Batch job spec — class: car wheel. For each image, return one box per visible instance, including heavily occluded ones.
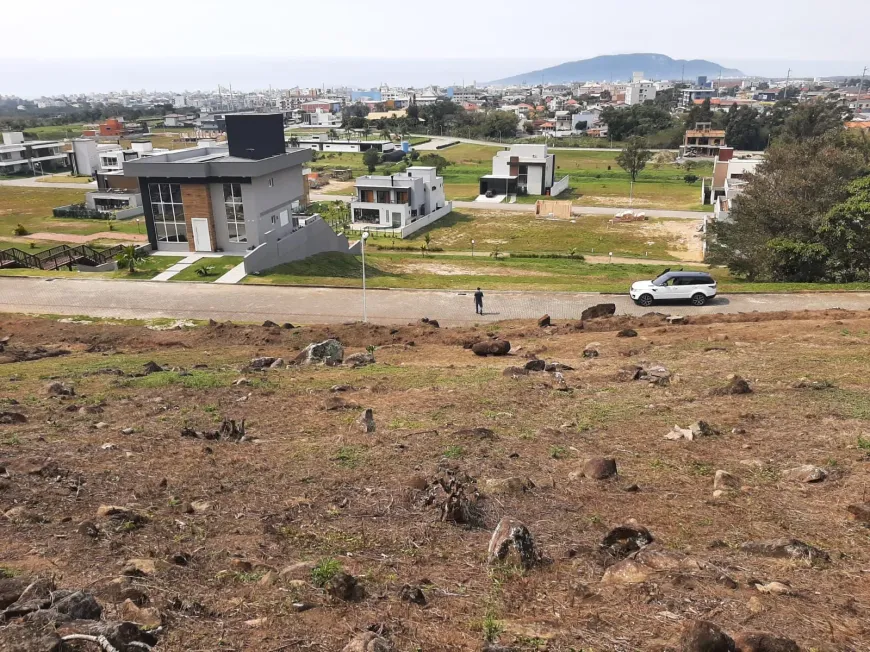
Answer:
[636,293,654,307]
[691,293,707,306]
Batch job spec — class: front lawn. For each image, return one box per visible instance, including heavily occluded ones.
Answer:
[169,256,245,282]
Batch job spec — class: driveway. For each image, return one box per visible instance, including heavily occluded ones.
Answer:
[1,277,868,326]
[0,176,96,190]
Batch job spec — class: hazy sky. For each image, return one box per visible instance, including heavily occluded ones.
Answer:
[2,0,868,95]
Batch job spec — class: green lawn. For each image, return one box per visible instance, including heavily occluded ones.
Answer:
[35,174,94,184]
[169,256,244,282]
[0,186,141,237]
[401,210,684,259]
[307,144,711,209]
[244,251,870,294]
[22,124,87,140]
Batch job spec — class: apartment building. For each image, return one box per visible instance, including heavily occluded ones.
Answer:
[0,132,68,175]
[681,122,727,158]
[350,167,451,237]
[625,81,657,106]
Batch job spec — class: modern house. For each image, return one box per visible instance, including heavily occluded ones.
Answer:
[0,132,68,175]
[479,144,566,198]
[302,110,342,127]
[294,135,397,155]
[123,113,355,273]
[85,170,144,217]
[679,87,716,108]
[349,166,451,237]
[705,147,764,210]
[681,122,727,158]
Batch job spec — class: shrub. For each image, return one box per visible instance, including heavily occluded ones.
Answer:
[684,174,699,184]
[12,223,28,236]
[311,558,341,587]
[195,265,215,277]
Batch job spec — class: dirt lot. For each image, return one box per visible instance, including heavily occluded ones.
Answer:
[1,310,870,651]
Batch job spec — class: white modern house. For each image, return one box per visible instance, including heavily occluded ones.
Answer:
[0,132,67,175]
[479,144,567,198]
[350,166,452,237]
[294,134,396,154]
[707,147,764,218]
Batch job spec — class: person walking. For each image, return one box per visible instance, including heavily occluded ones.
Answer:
[474,287,484,315]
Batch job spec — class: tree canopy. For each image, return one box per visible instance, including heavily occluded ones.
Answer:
[615,137,653,183]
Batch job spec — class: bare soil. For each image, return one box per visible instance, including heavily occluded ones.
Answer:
[1,310,870,651]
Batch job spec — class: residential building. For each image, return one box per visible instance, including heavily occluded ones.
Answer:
[572,109,601,132]
[85,170,143,217]
[69,139,100,176]
[350,167,451,237]
[302,109,342,127]
[124,112,355,273]
[99,118,126,137]
[0,132,68,175]
[679,87,716,108]
[300,100,342,114]
[753,90,778,102]
[294,135,396,155]
[682,122,727,158]
[479,144,558,197]
[625,81,657,106]
[414,87,441,105]
[706,147,764,209]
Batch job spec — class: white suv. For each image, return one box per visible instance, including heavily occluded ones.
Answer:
[630,271,717,307]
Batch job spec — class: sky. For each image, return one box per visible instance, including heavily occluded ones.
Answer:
[2,0,868,96]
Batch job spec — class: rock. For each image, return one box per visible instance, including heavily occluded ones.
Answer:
[96,577,148,605]
[740,538,829,562]
[119,598,162,628]
[623,483,640,492]
[324,396,359,411]
[295,339,344,366]
[714,470,741,491]
[484,477,533,495]
[731,632,800,652]
[283,323,295,329]
[262,320,278,328]
[190,500,211,513]
[3,506,44,523]
[232,377,251,386]
[230,559,253,572]
[270,358,285,368]
[679,620,735,652]
[791,378,833,390]
[79,405,104,415]
[0,577,30,609]
[487,517,541,569]
[617,365,643,381]
[327,572,365,602]
[121,558,163,577]
[583,345,599,358]
[53,590,102,620]
[544,362,574,372]
[96,505,146,524]
[398,583,427,605]
[278,561,315,580]
[502,366,529,377]
[617,328,638,338]
[357,408,376,434]
[94,422,108,429]
[524,359,546,372]
[712,489,725,499]
[581,303,616,321]
[0,411,27,424]
[581,457,617,480]
[120,427,134,435]
[330,384,353,392]
[601,558,652,585]
[420,317,440,328]
[0,623,63,652]
[345,352,375,368]
[245,617,268,628]
[341,632,393,652]
[640,365,671,386]
[537,314,551,327]
[666,420,719,441]
[601,520,654,559]
[781,465,827,483]
[847,503,870,524]
[472,339,511,356]
[77,520,99,538]
[714,374,752,395]
[740,459,765,469]
[249,356,277,369]
[142,361,164,374]
[667,315,687,325]
[45,381,74,397]
[747,596,765,614]
[454,426,495,440]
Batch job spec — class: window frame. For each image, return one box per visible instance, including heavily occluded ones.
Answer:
[223,182,247,243]
[148,182,187,243]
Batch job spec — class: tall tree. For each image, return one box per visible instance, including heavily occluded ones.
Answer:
[819,175,870,281]
[725,106,763,150]
[615,137,653,182]
[781,99,849,141]
[363,148,380,173]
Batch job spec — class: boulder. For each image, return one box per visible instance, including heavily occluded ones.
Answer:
[580,457,617,480]
[262,320,278,328]
[545,362,574,372]
[249,356,277,369]
[398,584,427,605]
[0,623,63,652]
[270,358,285,369]
[713,470,741,491]
[581,303,616,321]
[680,620,735,652]
[484,477,533,495]
[617,328,638,338]
[357,408,376,434]
[142,361,164,374]
[640,365,671,386]
[472,339,511,356]
[327,572,365,602]
[781,465,827,483]
[714,374,752,395]
[0,577,30,610]
[295,339,344,366]
[420,317,440,328]
[487,517,541,569]
[617,365,643,382]
[121,558,165,577]
[502,366,529,377]
[740,538,829,562]
[119,598,162,628]
[583,345,600,358]
[524,359,547,372]
[45,381,74,397]
[0,412,27,424]
[537,314,551,327]
[601,558,651,585]
[600,520,654,559]
[52,590,102,620]
[341,632,393,652]
[731,632,800,652]
[345,352,375,368]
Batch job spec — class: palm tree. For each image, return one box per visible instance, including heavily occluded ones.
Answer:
[289,136,299,148]
[328,129,338,140]
[362,125,371,141]
[116,245,146,274]
[380,128,392,142]
[424,233,431,252]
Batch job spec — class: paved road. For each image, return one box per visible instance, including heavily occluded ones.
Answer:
[2,277,869,326]
[0,176,96,190]
[310,193,706,220]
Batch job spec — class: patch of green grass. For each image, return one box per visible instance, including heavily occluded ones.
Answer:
[549,445,568,459]
[122,370,231,390]
[311,558,342,587]
[443,445,464,459]
[332,446,362,468]
[169,256,244,282]
[857,436,870,451]
[1,435,22,446]
[110,255,185,280]
[35,174,94,184]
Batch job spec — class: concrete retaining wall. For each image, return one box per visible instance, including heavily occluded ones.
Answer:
[243,217,352,275]
[550,175,570,197]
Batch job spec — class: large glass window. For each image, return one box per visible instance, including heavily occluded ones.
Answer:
[148,182,186,242]
[223,183,246,243]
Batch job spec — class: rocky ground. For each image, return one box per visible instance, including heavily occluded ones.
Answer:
[1,309,870,651]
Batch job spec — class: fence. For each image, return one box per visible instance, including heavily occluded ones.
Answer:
[0,243,125,271]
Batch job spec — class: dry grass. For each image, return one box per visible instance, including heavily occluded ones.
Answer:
[0,311,869,650]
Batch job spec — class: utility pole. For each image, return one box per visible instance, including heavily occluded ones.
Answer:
[859,66,868,106]
[784,68,791,100]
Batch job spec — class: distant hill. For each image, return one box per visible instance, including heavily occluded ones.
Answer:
[488,53,744,86]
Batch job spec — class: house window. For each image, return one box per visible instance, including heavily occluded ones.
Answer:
[223,183,247,243]
[148,182,187,242]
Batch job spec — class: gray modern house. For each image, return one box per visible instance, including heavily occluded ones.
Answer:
[124,113,355,273]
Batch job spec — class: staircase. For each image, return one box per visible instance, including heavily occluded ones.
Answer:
[0,244,126,271]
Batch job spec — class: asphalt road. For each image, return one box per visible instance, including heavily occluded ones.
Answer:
[2,277,868,326]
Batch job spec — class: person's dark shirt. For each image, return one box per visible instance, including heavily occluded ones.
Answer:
[474,290,484,303]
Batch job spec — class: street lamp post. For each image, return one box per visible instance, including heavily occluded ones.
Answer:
[471,239,475,257]
[135,218,140,234]
[361,231,369,322]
